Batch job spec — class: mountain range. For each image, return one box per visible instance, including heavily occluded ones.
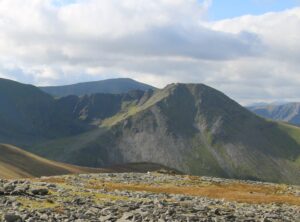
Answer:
[249,103,300,125]
[0,78,300,184]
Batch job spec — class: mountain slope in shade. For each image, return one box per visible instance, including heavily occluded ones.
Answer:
[32,83,300,185]
[0,78,154,146]
[0,78,89,146]
[40,78,156,97]
[249,102,300,125]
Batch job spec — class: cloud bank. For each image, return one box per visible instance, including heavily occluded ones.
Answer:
[0,0,300,104]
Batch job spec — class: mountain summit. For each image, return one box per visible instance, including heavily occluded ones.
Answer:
[40,78,156,97]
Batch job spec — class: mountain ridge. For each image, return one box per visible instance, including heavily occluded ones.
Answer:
[31,83,300,184]
[0,78,154,146]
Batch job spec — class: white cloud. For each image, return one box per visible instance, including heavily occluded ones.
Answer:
[0,0,300,104]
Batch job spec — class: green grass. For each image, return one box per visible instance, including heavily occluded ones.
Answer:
[278,122,300,165]
[100,87,171,127]
[30,128,107,159]
[101,103,140,127]
[278,122,300,145]
[186,133,227,177]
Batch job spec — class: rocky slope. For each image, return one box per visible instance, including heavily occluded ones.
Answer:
[0,172,299,221]
[249,102,300,125]
[33,83,300,184]
[40,78,155,97]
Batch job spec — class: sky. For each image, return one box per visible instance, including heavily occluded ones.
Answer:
[0,0,300,105]
[209,0,300,20]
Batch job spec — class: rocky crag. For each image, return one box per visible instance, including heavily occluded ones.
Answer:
[0,172,299,222]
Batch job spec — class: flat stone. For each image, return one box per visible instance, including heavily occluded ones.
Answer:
[31,188,49,196]
[3,213,23,222]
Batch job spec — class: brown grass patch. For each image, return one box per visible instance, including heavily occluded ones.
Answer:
[87,181,300,206]
[37,177,67,184]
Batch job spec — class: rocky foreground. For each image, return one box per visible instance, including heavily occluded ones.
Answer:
[0,172,299,222]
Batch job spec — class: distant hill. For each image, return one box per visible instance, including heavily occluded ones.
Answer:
[32,83,300,184]
[40,78,156,97]
[249,102,300,125]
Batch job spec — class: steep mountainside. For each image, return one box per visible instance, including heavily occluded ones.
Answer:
[32,84,300,184]
[249,102,300,125]
[40,78,156,97]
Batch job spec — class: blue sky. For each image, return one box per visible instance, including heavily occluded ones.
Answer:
[208,0,300,20]
[52,0,76,6]
[54,0,300,20]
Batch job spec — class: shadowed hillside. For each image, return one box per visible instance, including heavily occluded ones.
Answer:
[0,78,87,145]
[0,78,149,146]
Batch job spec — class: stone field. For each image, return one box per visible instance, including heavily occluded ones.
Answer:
[0,172,299,222]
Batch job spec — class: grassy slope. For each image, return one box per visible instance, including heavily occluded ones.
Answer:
[0,144,102,179]
[278,122,300,164]
[101,85,170,127]
[278,122,300,144]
